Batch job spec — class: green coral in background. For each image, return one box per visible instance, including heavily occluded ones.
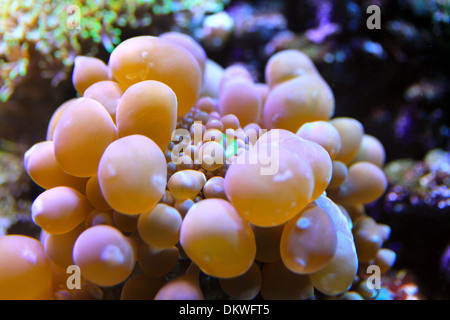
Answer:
[0,0,228,102]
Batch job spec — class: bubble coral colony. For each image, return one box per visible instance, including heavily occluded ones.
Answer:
[1,28,394,300]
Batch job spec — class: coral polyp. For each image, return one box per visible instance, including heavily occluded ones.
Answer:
[2,28,396,301]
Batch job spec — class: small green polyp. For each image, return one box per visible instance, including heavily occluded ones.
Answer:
[222,133,238,158]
